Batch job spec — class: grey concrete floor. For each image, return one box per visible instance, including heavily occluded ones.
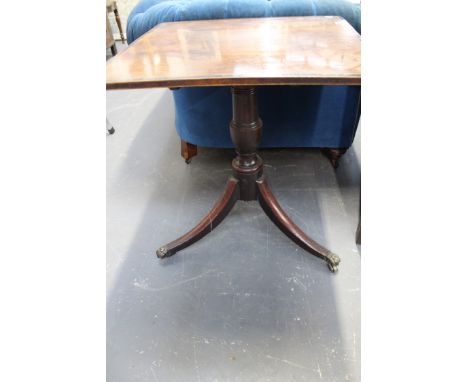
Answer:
[106,84,361,381]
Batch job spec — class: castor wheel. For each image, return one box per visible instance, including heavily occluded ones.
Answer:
[107,127,115,135]
[185,158,192,164]
[327,262,338,273]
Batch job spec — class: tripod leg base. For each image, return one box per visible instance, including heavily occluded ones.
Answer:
[256,177,340,272]
[156,177,239,258]
[155,86,341,273]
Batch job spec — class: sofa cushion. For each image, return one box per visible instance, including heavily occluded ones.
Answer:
[127,0,360,43]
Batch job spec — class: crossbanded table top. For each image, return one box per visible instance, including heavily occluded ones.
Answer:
[106,16,361,89]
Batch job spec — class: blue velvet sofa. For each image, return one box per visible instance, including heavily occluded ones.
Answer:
[127,0,361,164]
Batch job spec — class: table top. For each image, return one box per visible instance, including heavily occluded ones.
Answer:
[106,16,361,90]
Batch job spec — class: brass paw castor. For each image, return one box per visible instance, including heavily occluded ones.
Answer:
[327,254,340,273]
[327,263,339,273]
[156,246,169,258]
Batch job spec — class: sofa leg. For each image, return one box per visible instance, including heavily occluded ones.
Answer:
[181,140,198,164]
[356,215,361,245]
[321,148,348,169]
[110,44,117,56]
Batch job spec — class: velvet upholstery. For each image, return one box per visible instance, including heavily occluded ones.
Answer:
[127,0,361,148]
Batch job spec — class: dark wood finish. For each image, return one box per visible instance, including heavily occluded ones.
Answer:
[230,87,264,200]
[156,177,239,258]
[181,140,198,163]
[257,177,340,272]
[110,44,117,56]
[106,16,361,90]
[321,148,348,169]
[157,87,342,272]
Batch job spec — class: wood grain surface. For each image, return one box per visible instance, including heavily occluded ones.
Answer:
[106,16,361,89]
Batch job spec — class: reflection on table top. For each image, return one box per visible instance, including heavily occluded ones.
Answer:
[106,16,361,89]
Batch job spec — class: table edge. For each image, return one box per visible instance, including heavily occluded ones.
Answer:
[106,76,361,90]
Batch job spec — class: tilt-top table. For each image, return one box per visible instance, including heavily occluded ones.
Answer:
[106,16,361,272]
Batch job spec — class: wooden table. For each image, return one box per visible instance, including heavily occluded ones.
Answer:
[106,16,361,272]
